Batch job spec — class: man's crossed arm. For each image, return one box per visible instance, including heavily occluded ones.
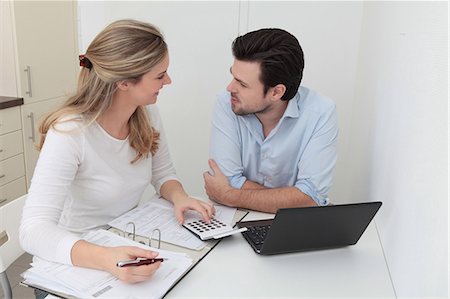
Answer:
[203,159,316,214]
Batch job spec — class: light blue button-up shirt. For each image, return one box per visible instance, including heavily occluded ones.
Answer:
[209,86,338,206]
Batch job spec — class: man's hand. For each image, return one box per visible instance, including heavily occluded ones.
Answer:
[203,159,234,206]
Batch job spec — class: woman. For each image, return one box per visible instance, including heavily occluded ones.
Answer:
[19,19,213,284]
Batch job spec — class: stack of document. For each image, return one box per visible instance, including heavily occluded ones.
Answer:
[108,197,237,250]
[22,229,192,299]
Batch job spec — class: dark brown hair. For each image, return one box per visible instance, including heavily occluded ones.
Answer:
[232,28,304,101]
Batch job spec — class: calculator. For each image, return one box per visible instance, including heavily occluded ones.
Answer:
[183,218,247,241]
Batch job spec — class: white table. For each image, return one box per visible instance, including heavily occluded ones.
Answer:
[43,210,395,299]
[165,212,395,298]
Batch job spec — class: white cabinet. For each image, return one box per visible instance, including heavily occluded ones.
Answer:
[0,106,21,135]
[21,97,65,188]
[0,106,26,208]
[6,1,79,189]
[12,1,79,104]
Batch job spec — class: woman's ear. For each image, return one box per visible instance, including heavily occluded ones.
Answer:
[271,84,286,101]
[116,80,130,91]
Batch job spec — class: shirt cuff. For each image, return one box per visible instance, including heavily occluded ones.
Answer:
[228,175,247,189]
[153,175,180,194]
[55,234,82,265]
[295,180,329,206]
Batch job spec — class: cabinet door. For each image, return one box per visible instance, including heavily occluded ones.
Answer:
[0,130,23,161]
[0,106,21,135]
[0,154,25,187]
[21,97,65,188]
[13,1,78,104]
[0,1,18,97]
[0,177,26,208]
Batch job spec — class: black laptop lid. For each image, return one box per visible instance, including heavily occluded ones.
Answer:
[260,201,382,255]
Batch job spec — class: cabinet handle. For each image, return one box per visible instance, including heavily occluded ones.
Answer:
[24,65,33,97]
[27,112,36,143]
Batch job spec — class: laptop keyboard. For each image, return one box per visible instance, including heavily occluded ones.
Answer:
[244,225,271,249]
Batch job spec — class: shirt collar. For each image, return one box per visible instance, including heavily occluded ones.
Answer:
[240,90,302,143]
[281,91,301,120]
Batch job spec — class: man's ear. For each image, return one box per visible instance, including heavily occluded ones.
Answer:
[271,84,286,101]
[116,80,130,91]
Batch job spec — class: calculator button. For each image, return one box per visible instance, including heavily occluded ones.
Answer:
[183,217,238,240]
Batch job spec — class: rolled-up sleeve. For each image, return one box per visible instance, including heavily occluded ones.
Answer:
[295,103,338,206]
[209,92,248,188]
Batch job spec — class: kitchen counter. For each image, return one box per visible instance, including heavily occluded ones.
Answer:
[0,96,24,110]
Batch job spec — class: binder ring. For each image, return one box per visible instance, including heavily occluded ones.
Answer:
[125,222,136,241]
[149,228,161,249]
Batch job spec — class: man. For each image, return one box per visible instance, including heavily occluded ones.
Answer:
[203,28,338,213]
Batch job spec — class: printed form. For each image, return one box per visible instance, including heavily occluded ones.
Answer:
[108,197,237,250]
[22,229,192,299]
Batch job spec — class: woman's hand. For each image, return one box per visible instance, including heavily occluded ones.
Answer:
[105,246,162,283]
[171,196,215,224]
[159,180,216,224]
[71,240,161,284]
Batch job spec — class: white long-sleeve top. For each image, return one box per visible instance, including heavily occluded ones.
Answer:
[19,105,178,265]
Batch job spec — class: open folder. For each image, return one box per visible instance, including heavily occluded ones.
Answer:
[107,197,237,250]
[21,229,193,299]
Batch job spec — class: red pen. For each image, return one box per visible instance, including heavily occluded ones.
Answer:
[116,257,166,268]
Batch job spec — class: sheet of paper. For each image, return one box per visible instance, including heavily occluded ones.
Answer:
[108,197,237,250]
[22,229,192,299]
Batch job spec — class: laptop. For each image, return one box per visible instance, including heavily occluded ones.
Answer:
[236,201,382,255]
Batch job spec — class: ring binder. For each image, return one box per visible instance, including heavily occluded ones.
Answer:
[20,202,249,299]
[118,222,162,249]
[149,228,161,249]
[21,229,194,299]
[125,222,136,241]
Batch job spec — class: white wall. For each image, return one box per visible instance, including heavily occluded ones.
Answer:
[78,1,363,203]
[78,2,448,297]
[78,1,240,198]
[242,1,364,204]
[351,2,448,298]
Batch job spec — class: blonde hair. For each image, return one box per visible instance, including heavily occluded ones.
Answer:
[39,19,167,163]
